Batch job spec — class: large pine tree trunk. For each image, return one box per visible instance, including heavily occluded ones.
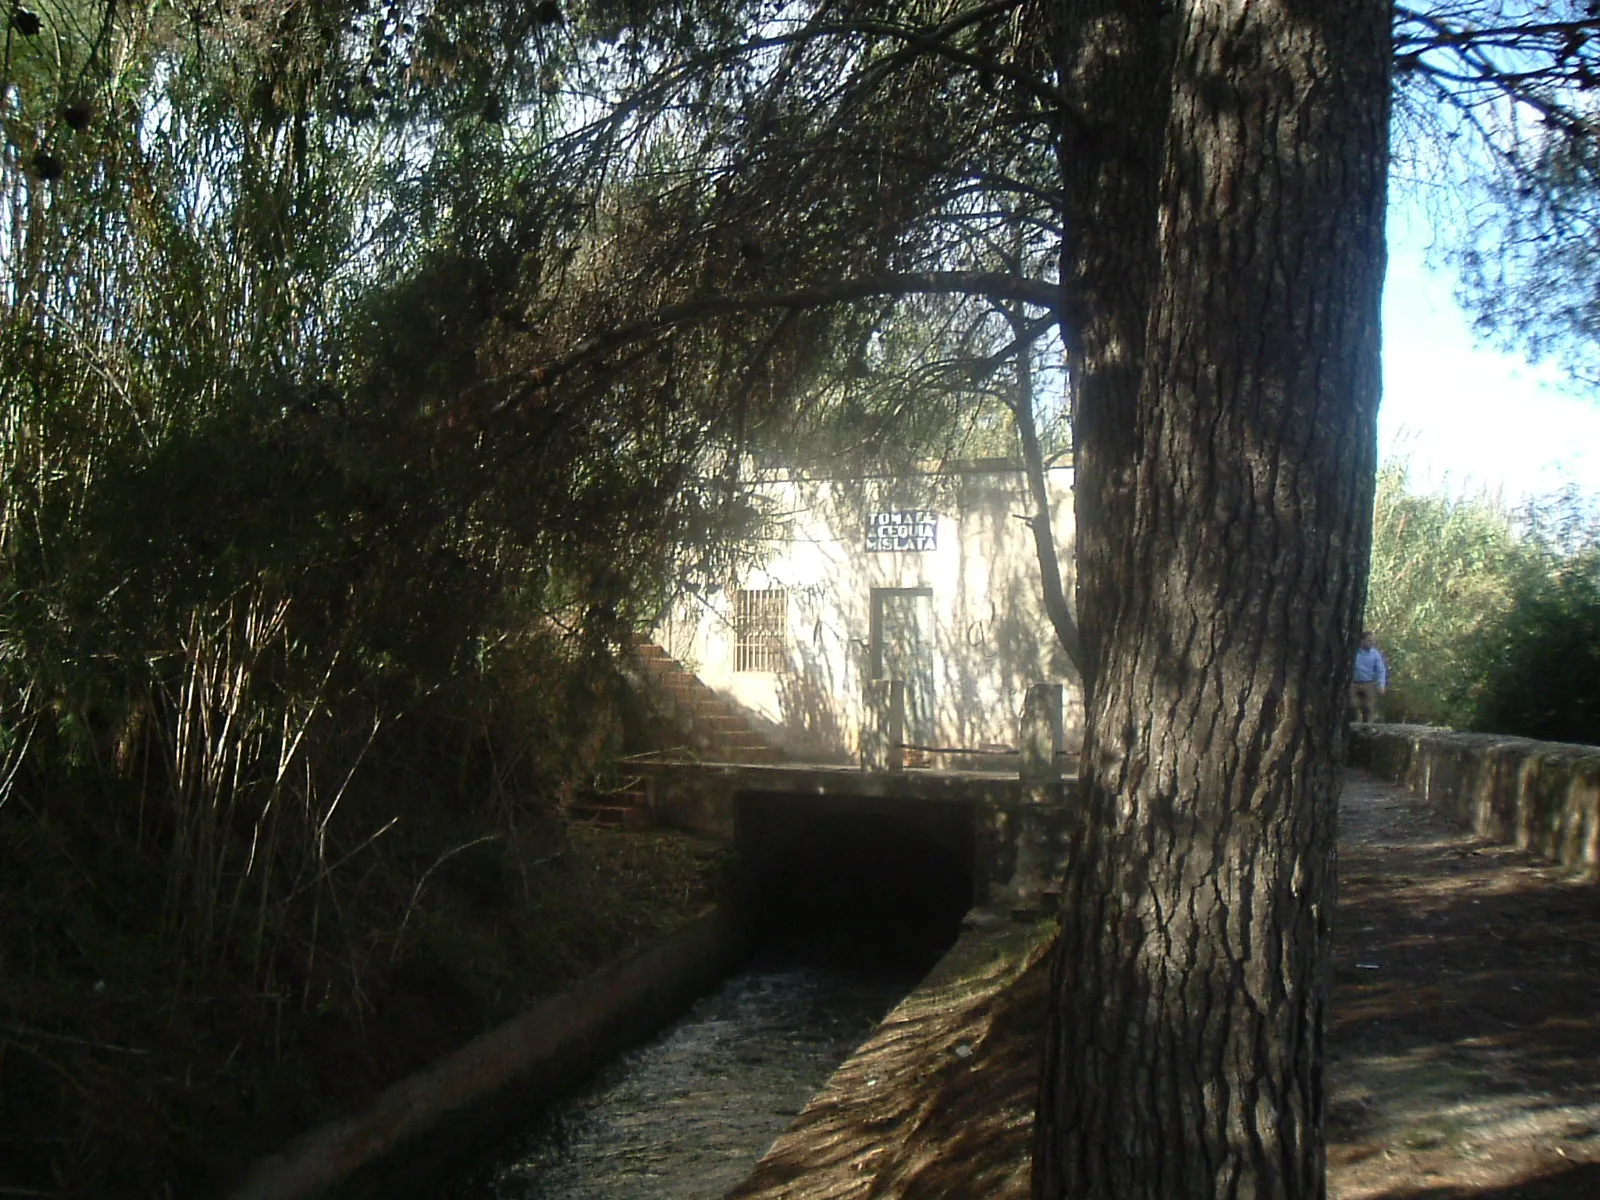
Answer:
[1034,2,1391,1197]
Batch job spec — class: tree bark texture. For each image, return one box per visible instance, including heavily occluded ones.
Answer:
[1052,0,1174,693]
[1035,2,1390,1197]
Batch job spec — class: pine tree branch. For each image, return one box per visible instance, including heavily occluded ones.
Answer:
[487,271,1059,415]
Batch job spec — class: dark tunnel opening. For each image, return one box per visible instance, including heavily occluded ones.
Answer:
[738,794,976,978]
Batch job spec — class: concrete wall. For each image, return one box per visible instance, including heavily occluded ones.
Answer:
[644,763,1074,911]
[226,908,749,1200]
[1349,724,1600,881]
[654,461,1081,763]
[729,914,1056,1200]
[737,791,977,898]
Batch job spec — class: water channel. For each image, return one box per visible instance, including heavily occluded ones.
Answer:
[449,948,926,1200]
[450,800,976,1199]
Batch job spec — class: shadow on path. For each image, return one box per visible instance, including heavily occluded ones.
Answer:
[731,770,1600,1198]
[1357,1159,1600,1198]
[1328,772,1600,1198]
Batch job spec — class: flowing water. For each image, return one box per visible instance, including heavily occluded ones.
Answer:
[450,951,923,1200]
[450,790,974,1199]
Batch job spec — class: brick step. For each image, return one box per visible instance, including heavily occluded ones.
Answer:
[671,690,726,708]
[695,737,784,764]
[620,747,699,764]
[698,713,752,733]
[664,698,735,723]
[568,802,652,828]
[641,660,689,679]
[659,692,724,714]
[630,640,786,766]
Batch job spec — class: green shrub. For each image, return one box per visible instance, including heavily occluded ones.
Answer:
[1364,464,1531,726]
[1367,466,1600,745]
[1468,550,1600,746]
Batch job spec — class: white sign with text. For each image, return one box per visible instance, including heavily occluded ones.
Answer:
[867,510,938,552]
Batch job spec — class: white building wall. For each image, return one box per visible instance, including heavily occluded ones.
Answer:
[655,461,1080,763]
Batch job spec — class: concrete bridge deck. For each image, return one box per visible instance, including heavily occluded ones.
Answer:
[632,758,1071,801]
[632,759,1076,911]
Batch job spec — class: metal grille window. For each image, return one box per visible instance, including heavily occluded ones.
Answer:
[734,588,788,673]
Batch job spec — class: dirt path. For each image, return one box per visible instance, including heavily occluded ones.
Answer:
[1329,771,1600,1198]
[734,769,1600,1199]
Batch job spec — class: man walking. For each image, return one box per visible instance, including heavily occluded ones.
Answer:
[1351,630,1388,723]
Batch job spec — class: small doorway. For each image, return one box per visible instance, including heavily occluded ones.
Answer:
[870,587,935,752]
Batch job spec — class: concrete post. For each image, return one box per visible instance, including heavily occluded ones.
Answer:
[861,679,905,772]
[1020,682,1064,780]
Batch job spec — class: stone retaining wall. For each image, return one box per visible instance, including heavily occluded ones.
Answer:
[1348,724,1600,881]
[226,906,749,1200]
[728,912,1055,1200]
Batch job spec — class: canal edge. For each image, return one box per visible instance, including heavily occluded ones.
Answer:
[224,904,752,1200]
[728,910,1059,1199]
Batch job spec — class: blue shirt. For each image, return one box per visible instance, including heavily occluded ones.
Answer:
[1353,646,1387,688]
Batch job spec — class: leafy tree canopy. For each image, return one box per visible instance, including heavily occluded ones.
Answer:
[3,3,1599,1197]
[1392,2,1600,383]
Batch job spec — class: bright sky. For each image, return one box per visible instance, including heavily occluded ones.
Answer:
[1381,202,1600,504]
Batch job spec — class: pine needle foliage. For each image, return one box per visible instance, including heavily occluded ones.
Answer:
[0,0,1020,1012]
[0,0,782,1006]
